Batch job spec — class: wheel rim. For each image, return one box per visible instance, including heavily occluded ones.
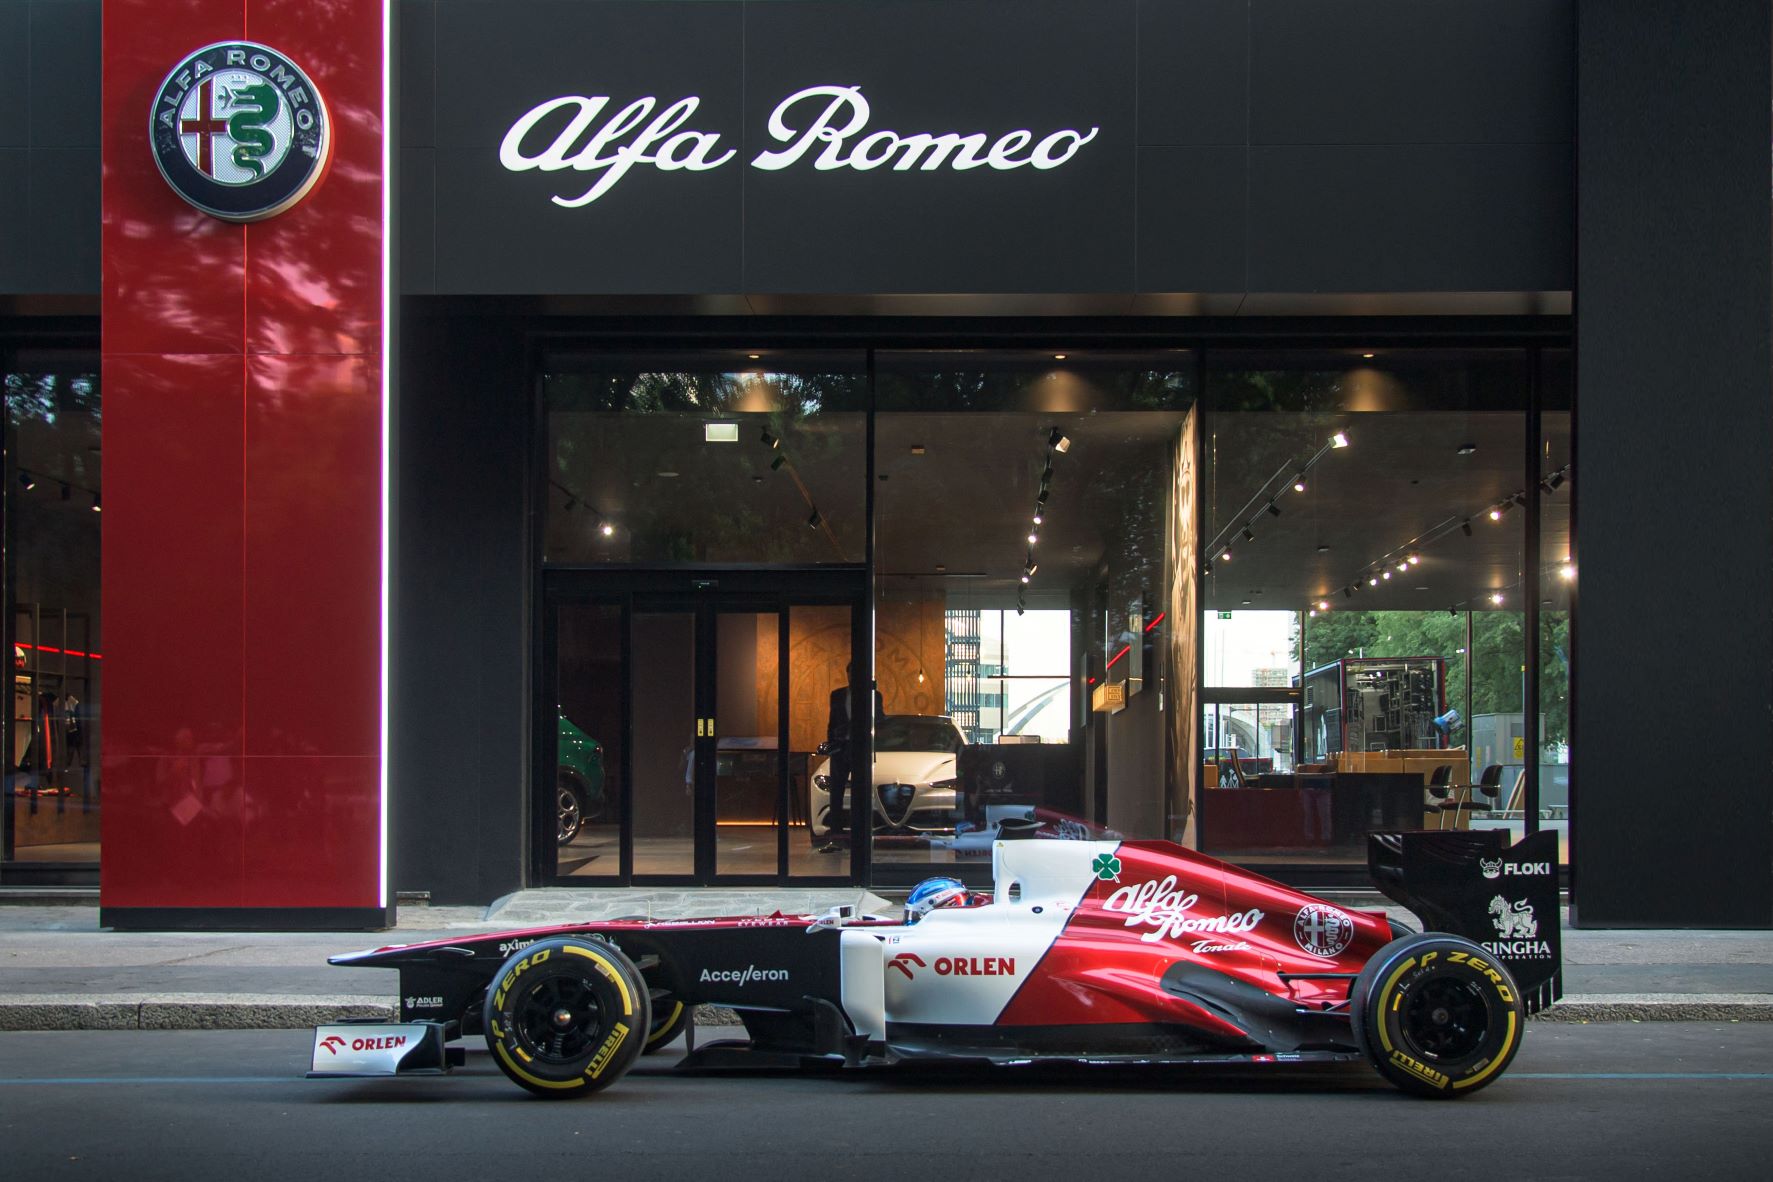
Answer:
[556,782,582,843]
[1401,975,1489,1061]
[512,975,605,1063]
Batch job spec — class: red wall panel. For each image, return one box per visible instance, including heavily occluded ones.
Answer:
[101,1,386,921]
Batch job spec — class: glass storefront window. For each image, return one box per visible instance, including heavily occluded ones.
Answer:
[542,352,866,566]
[1201,349,1530,863]
[3,361,102,872]
[870,351,1194,878]
[1538,349,1573,864]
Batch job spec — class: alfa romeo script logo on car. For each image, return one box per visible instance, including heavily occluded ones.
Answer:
[150,42,331,222]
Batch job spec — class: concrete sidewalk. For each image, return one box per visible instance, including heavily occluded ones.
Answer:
[1,889,1769,1029]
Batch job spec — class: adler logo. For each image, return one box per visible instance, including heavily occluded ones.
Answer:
[149,42,331,222]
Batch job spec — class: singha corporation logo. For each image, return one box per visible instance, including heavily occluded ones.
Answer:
[150,42,331,222]
[1489,895,1539,940]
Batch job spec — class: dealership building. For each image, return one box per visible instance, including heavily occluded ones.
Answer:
[0,0,1767,929]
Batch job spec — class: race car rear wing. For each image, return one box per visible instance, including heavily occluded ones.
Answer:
[1368,829,1562,1015]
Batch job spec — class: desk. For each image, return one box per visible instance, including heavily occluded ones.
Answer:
[1200,773,1425,852]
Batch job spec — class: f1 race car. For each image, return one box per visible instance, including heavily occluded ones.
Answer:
[312,829,1560,1099]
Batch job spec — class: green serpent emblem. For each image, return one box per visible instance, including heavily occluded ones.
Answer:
[223,83,281,179]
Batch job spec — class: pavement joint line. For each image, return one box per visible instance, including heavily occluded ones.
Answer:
[1,993,1769,1031]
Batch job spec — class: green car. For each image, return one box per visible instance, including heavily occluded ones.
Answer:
[556,712,608,845]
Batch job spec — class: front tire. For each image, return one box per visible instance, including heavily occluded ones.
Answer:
[1351,932,1526,1099]
[483,937,651,1098]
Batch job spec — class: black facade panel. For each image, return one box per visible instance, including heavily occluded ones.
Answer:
[1574,0,1773,927]
[393,313,531,905]
[0,3,29,149]
[398,0,437,150]
[1,0,100,295]
[1248,143,1572,293]
[0,152,26,286]
[1135,145,1246,293]
[400,147,437,294]
[24,148,100,293]
[430,0,745,294]
[1251,0,1574,146]
[1137,0,1249,147]
[739,0,1136,294]
[28,0,100,150]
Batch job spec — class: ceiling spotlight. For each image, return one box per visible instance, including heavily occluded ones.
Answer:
[1032,510,1044,525]
[1489,506,1504,521]
[1368,576,1379,586]
[1048,427,1071,453]
[563,495,577,511]
[1221,550,1233,562]
[599,521,615,538]
[1448,608,1459,618]
[1490,591,1505,606]
[1317,600,1330,612]
[1343,586,1353,599]
[807,509,822,529]
[1361,352,1375,359]
[1053,354,1067,361]
[761,429,779,449]
[1020,573,1030,585]
[1016,605,1026,616]
[1548,471,1566,491]
[1025,561,1039,578]
[1408,554,1421,565]
[1382,570,1392,580]
[1293,477,1307,493]
[1330,431,1350,449]
[90,495,101,513]
[1027,531,1039,546]
[1242,526,1256,543]
[910,444,927,456]
[1457,443,1477,456]
[770,454,787,471]
[1397,562,1409,573]
[1203,560,1214,575]
[18,472,35,491]
[1266,502,1282,518]
[1559,563,1576,581]
[1316,543,1331,553]
[1462,520,1474,536]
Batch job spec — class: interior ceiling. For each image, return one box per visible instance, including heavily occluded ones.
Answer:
[1205,410,1572,613]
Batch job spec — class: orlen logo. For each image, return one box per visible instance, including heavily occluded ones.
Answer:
[888,952,1016,980]
[322,1034,408,1054]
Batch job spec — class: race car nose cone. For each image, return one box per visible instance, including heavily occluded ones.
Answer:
[552,1008,574,1028]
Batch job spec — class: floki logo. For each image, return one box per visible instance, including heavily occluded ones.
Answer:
[500,84,1101,207]
[150,42,331,222]
[1482,858,1551,880]
[1102,876,1264,944]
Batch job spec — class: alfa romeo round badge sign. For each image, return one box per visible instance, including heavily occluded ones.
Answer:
[150,42,331,222]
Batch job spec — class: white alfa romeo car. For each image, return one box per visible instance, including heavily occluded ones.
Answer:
[807,715,966,840]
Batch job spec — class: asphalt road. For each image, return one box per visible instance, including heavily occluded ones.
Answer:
[1,1025,1769,1181]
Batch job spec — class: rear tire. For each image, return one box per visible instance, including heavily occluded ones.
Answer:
[1351,932,1525,1099]
[483,937,651,1098]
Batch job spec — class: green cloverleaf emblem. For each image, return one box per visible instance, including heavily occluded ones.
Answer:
[1092,853,1122,882]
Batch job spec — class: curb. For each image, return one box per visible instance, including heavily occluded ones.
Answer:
[1535,993,1773,1023]
[2,995,1770,1031]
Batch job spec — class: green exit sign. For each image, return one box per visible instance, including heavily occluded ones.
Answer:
[1217,611,1233,619]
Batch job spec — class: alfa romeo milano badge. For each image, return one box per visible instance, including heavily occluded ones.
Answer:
[150,42,331,222]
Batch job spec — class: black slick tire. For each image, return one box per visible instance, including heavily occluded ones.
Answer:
[644,998,691,1053]
[483,937,651,1098]
[1351,932,1526,1099]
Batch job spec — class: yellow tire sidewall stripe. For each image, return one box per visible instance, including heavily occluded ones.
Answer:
[563,944,637,1014]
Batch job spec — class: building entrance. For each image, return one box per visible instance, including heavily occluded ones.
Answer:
[541,569,868,886]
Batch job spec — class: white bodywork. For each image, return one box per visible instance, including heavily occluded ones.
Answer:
[839,840,1103,1033]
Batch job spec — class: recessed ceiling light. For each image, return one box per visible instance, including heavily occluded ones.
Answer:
[910,445,926,455]
[703,422,739,443]
[1053,353,1067,360]
[747,353,761,360]
[1316,544,1330,553]
[657,470,679,478]
[1361,352,1375,359]
[1457,443,1477,456]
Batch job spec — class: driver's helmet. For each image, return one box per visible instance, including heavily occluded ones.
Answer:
[904,876,970,924]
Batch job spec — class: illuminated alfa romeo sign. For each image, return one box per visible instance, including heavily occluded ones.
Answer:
[150,42,332,222]
[500,84,1100,207]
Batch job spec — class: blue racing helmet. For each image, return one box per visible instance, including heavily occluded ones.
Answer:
[905,876,970,923]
